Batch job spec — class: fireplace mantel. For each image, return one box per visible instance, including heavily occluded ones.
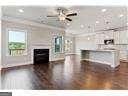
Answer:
[32,43,51,46]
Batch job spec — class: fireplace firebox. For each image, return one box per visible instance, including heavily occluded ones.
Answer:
[34,49,49,64]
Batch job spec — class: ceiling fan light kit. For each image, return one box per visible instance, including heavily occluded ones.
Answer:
[47,7,77,22]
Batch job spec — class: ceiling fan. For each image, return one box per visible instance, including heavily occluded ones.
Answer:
[46,8,77,22]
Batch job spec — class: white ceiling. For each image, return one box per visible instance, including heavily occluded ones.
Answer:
[2,6,128,35]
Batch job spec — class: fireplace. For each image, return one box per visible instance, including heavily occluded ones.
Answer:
[0,92,12,96]
[34,49,49,64]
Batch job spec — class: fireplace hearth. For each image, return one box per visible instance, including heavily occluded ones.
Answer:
[34,49,49,64]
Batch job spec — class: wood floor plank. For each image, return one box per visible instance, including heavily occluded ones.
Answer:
[1,55,128,89]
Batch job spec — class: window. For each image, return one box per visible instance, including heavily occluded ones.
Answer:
[65,39,73,52]
[55,36,63,53]
[8,29,27,56]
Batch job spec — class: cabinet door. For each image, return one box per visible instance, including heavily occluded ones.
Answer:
[98,33,105,44]
[95,34,100,44]
[119,31,128,44]
[113,31,120,44]
[104,31,114,39]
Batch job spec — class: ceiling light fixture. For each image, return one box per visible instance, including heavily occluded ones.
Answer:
[18,9,24,13]
[96,21,99,24]
[87,37,90,40]
[127,22,128,25]
[119,14,124,18]
[101,9,107,12]
[80,25,84,28]
[59,16,65,21]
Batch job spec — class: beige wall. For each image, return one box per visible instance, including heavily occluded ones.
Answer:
[1,20,65,68]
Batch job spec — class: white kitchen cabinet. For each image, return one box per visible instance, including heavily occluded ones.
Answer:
[95,30,128,45]
[119,50,128,61]
[113,31,120,44]
[104,30,128,44]
[95,34,100,44]
[119,30,128,44]
[96,31,115,44]
[95,30,128,61]
[96,33,105,44]
[113,30,128,44]
[104,31,114,39]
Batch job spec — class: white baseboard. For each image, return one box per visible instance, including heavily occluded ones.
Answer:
[65,53,76,55]
[51,58,65,61]
[2,58,65,68]
[82,59,119,68]
[82,59,110,66]
[2,61,33,68]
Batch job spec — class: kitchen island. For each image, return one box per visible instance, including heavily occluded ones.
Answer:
[81,49,120,68]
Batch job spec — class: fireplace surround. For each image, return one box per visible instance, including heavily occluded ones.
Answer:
[31,43,52,64]
[34,49,49,64]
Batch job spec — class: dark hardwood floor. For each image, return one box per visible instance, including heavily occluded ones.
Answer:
[1,55,128,90]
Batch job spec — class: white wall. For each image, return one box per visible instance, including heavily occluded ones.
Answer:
[1,20,65,68]
[65,33,76,54]
[0,7,1,70]
[75,35,98,54]
[0,19,1,70]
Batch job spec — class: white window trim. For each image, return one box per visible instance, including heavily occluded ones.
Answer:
[6,28,28,56]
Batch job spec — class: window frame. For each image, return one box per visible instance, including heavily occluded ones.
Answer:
[6,28,28,56]
[54,36,63,53]
[65,39,72,52]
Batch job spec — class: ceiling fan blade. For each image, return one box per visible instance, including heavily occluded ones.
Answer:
[66,13,77,17]
[47,15,58,17]
[65,18,72,21]
[96,29,111,32]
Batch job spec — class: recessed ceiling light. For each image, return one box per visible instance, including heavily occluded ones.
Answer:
[96,21,99,24]
[80,25,84,28]
[119,14,124,18]
[18,9,24,13]
[127,22,128,25]
[87,37,90,40]
[67,23,70,26]
[101,9,107,12]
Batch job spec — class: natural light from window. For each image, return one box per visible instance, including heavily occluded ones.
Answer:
[55,36,62,53]
[8,30,27,56]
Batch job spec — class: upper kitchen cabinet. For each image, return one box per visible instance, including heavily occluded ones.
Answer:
[113,31,120,44]
[95,33,106,44]
[118,30,128,44]
[104,31,114,39]
[113,30,128,44]
[96,31,114,44]
[94,30,128,45]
